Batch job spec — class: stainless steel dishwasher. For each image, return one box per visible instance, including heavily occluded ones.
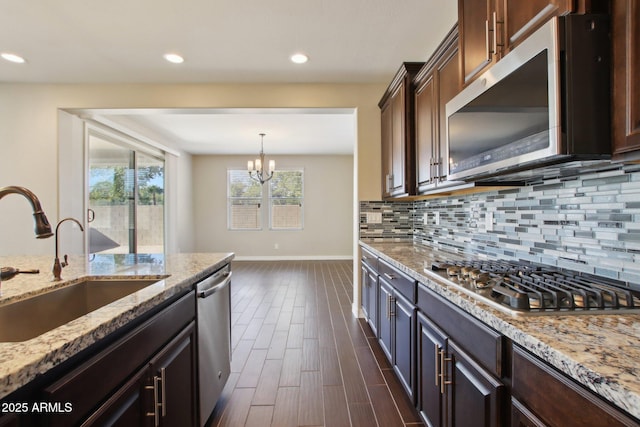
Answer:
[196,264,232,426]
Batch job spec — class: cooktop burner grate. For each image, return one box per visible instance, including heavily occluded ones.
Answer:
[431,260,640,314]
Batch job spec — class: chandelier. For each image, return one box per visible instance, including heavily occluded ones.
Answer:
[247,133,275,185]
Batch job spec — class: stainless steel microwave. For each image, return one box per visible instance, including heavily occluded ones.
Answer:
[445,14,611,182]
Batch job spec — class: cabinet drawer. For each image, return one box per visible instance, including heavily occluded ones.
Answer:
[379,258,417,303]
[417,283,503,377]
[512,345,638,427]
[361,247,379,271]
[43,291,196,427]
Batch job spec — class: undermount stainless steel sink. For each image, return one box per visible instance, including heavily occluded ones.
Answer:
[0,277,167,342]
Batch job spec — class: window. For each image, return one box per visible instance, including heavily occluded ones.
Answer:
[87,129,165,254]
[269,170,304,230]
[227,168,304,231]
[228,170,262,230]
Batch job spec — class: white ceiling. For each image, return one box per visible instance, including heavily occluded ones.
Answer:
[2,0,458,154]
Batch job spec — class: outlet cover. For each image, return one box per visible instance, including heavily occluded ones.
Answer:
[434,211,440,226]
[423,213,429,225]
[366,212,383,224]
[485,211,494,231]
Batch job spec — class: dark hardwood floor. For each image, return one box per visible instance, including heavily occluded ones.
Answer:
[208,260,424,427]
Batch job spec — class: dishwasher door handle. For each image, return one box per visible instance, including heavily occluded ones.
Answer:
[198,272,232,299]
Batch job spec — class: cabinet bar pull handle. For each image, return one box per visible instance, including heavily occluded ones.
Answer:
[435,345,440,387]
[386,294,391,319]
[485,19,492,61]
[390,296,395,318]
[160,367,167,417]
[492,11,504,55]
[145,376,161,427]
[383,273,396,280]
[440,350,453,394]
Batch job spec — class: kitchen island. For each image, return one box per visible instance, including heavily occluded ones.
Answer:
[361,240,640,424]
[0,252,234,403]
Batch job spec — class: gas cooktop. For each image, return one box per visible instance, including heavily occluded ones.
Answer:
[429,260,640,316]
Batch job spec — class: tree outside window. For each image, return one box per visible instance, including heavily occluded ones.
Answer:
[227,169,304,231]
[228,170,262,230]
[269,170,303,230]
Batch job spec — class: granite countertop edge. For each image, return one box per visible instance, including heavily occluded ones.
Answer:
[360,240,640,420]
[0,252,235,400]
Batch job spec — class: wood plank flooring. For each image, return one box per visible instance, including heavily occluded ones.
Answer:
[208,260,424,427]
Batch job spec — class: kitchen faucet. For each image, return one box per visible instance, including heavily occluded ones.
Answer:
[52,218,84,281]
[0,186,54,239]
[0,186,53,291]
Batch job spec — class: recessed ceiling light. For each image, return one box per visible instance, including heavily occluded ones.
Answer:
[163,53,184,64]
[290,53,308,64]
[1,52,26,64]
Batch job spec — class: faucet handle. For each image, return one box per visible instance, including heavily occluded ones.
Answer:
[61,254,69,268]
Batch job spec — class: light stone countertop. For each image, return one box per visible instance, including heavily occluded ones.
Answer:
[0,252,234,400]
[360,240,640,421]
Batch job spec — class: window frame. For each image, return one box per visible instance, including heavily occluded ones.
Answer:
[227,169,263,231]
[268,168,304,231]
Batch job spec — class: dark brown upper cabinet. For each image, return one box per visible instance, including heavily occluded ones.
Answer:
[458,0,602,86]
[379,63,423,199]
[414,26,461,193]
[612,0,640,160]
[458,0,501,85]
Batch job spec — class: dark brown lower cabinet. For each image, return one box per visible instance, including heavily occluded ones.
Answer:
[511,345,639,427]
[378,279,394,361]
[448,341,504,427]
[361,262,378,336]
[42,291,197,427]
[360,247,640,427]
[80,366,148,426]
[393,291,416,401]
[417,312,447,427]
[148,323,197,427]
[417,310,504,427]
[378,268,417,402]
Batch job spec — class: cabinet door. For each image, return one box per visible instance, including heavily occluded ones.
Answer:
[393,291,416,402]
[381,102,394,198]
[148,322,198,427]
[361,264,371,319]
[504,0,573,49]
[390,85,406,194]
[417,312,447,427]
[435,42,460,182]
[378,279,394,362]
[81,367,148,427]
[612,0,640,157]
[415,74,437,190]
[512,346,638,427]
[458,0,497,84]
[447,341,504,427]
[363,264,378,335]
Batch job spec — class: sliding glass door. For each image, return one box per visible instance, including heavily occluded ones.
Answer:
[87,130,164,254]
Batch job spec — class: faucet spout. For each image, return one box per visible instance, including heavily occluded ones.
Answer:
[0,186,53,238]
[53,217,84,281]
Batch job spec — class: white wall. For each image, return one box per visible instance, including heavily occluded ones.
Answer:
[193,154,353,259]
[0,83,384,256]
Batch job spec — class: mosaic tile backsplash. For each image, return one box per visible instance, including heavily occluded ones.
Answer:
[360,163,640,289]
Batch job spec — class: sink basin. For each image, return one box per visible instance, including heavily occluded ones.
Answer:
[0,277,166,342]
